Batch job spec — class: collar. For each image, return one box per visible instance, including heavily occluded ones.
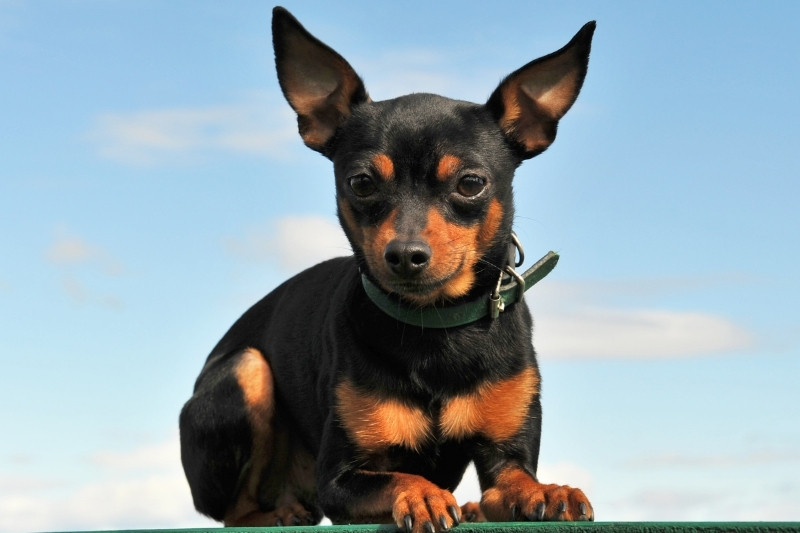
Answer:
[360,236,559,329]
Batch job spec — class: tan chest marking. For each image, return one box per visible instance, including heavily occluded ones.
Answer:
[335,381,432,454]
[336,366,539,453]
[440,366,540,442]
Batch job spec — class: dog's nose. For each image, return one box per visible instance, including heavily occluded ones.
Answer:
[384,239,431,277]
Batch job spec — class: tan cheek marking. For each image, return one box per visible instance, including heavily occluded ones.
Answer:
[362,208,398,285]
[436,154,462,181]
[428,199,504,301]
[234,348,274,429]
[440,366,540,442]
[477,199,504,249]
[335,381,432,454]
[438,220,479,300]
[372,153,395,181]
[339,201,400,284]
[421,207,460,278]
[440,265,476,300]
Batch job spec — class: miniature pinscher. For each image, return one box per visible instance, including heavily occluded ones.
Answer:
[180,7,595,531]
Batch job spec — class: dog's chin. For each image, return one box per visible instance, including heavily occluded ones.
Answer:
[386,280,448,307]
[380,270,475,307]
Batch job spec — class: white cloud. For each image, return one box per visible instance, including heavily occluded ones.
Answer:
[88,95,299,165]
[90,439,180,472]
[45,228,125,307]
[47,235,95,265]
[45,230,123,275]
[0,435,215,533]
[530,281,754,359]
[626,448,800,469]
[535,306,753,359]
[606,482,800,522]
[225,215,351,273]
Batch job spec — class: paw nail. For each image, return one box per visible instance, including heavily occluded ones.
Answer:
[557,501,567,515]
[275,519,284,527]
[404,515,413,533]
[448,506,460,526]
[511,504,519,521]
[535,502,546,521]
[424,521,435,533]
[580,503,588,516]
[439,515,449,531]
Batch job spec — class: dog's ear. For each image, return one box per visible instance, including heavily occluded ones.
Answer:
[487,22,595,159]
[272,7,369,153]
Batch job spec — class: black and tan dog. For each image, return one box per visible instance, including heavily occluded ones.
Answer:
[180,7,595,531]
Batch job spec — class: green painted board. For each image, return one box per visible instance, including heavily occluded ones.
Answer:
[56,522,800,533]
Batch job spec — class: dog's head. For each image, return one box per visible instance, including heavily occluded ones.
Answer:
[272,7,594,306]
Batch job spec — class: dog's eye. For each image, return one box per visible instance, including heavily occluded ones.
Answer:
[348,174,377,197]
[456,175,487,197]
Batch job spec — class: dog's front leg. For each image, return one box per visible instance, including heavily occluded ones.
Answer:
[473,416,593,524]
[316,419,461,533]
[320,468,461,533]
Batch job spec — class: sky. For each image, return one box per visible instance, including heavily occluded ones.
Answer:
[1,1,799,530]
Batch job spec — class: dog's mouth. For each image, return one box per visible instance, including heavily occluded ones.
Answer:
[382,279,452,307]
[375,258,472,306]
[386,277,449,295]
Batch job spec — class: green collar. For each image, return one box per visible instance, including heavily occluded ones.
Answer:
[361,250,559,329]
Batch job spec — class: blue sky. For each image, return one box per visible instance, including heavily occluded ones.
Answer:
[1,1,799,530]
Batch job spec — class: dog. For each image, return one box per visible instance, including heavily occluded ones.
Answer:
[180,6,595,531]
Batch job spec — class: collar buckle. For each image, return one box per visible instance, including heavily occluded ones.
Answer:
[489,232,527,318]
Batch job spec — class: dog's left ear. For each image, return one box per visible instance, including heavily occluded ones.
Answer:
[272,7,369,154]
[487,22,595,159]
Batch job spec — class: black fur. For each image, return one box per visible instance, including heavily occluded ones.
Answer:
[180,7,595,530]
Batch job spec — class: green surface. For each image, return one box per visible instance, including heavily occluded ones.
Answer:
[63,522,800,533]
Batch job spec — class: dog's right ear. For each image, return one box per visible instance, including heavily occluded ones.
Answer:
[272,7,369,154]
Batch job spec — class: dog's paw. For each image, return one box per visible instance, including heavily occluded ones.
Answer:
[480,468,593,522]
[460,501,484,522]
[224,500,317,527]
[269,502,318,526]
[391,475,461,533]
[260,503,318,527]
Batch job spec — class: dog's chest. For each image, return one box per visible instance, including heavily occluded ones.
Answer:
[335,366,539,453]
